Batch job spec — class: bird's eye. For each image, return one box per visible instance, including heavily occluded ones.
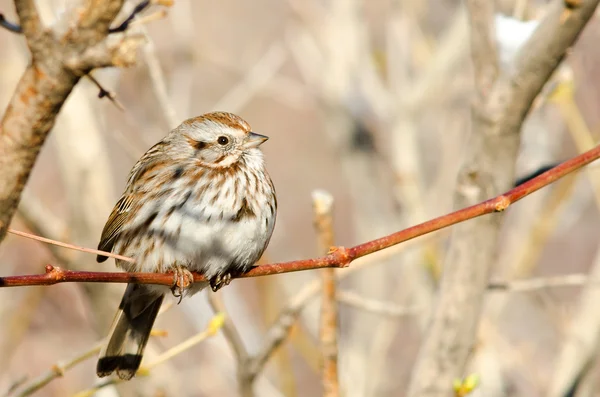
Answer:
[217,136,229,145]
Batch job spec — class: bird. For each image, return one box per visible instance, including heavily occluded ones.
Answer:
[95,112,277,380]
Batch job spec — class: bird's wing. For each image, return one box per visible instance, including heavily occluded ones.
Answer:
[96,194,136,262]
[97,143,165,263]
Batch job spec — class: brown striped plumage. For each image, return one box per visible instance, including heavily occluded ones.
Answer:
[96,112,276,380]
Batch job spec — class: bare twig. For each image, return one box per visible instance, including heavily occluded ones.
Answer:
[313,190,339,397]
[71,313,223,397]
[1,140,600,287]
[141,313,224,372]
[244,280,322,383]
[201,46,311,110]
[488,273,590,291]
[0,13,22,33]
[207,292,253,397]
[3,378,27,397]
[16,342,104,397]
[108,0,151,33]
[207,293,249,364]
[13,319,171,397]
[72,378,117,397]
[139,25,179,128]
[337,291,422,317]
[128,9,168,28]
[17,196,67,244]
[6,229,134,263]
[85,73,125,110]
[213,43,287,113]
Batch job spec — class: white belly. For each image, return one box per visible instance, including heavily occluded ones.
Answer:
[131,190,273,281]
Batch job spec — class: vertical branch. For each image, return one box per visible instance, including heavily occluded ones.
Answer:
[207,292,253,397]
[406,1,600,396]
[313,190,339,397]
[13,0,43,50]
[0,58,78,242]
[465,0,498,96]
[0,0,140,243]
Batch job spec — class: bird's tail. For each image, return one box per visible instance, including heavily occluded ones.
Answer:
[97,284,164,380]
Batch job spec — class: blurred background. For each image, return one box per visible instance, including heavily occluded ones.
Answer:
[1,0,600,396]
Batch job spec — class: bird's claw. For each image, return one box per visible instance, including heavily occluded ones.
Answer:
[171,266,194,303]
[209,272,232,292]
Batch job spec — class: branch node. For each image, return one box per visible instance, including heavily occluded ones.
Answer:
[50,364,65,377]
[329,246,353,267]
[494,196,511,212]
[86,74,125,111]
[109,1,152,33]
[46,265,64,281]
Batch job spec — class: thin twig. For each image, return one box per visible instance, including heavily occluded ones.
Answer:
[17,196,68,245]
[3,376,27,397]
[0,13,22,33]
[85,73,125,111]
[207,292,254,397]
[200,45,311,110]
[313,190,339,397]
[11,306,172,397]
[6,229,134,263]
[138,24,179,128]
[16,342,104,397]
[2,141,600,287]
[140,313,224,372]
[70,314,224,397]
[337,291,422,317]
[213,43,287,113]
[488,273,591,292]
[207,293,249,363]
[244,281,322,383]
[128,9,168,28]
[108,0,151,33]
[108,0,172,33]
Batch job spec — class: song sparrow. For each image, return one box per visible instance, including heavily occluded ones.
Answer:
[96,112,277,380]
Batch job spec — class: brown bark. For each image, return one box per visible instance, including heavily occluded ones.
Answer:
[0,0,142,242]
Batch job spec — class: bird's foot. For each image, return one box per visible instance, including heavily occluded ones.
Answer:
[209,272,232,292]
[170,265,194,303]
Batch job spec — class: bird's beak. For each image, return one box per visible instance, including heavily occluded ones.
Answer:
[244,132,269,148]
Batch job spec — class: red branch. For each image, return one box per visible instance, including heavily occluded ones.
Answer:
[2,143,599,288]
